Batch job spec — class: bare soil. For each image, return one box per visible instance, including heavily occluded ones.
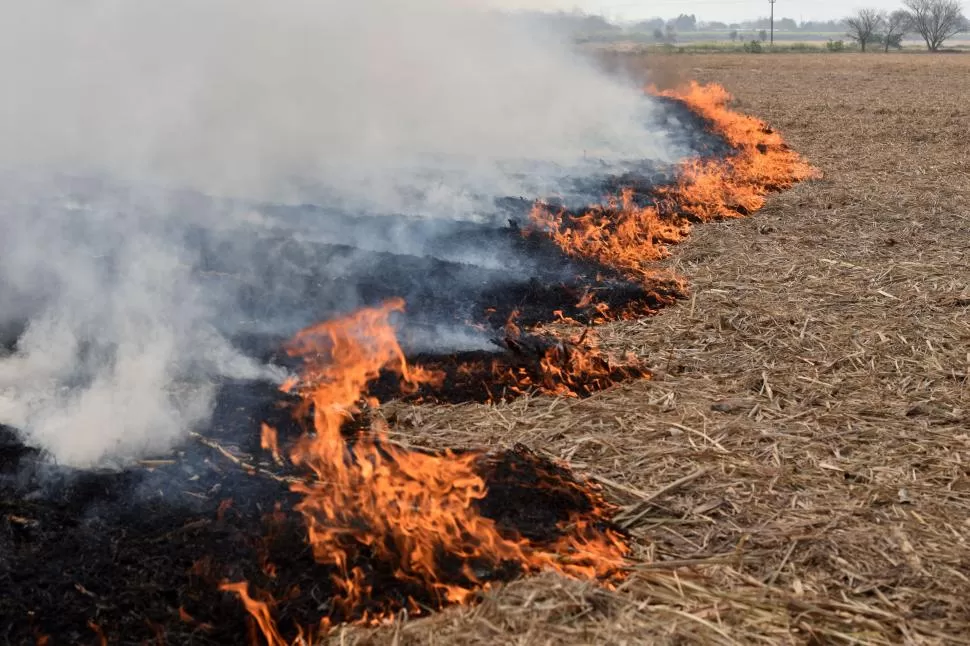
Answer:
[346,53,970,644]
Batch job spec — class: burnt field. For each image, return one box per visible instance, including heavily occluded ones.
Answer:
[2,53,969,645]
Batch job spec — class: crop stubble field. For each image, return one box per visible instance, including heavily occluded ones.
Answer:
[338,54,970,644]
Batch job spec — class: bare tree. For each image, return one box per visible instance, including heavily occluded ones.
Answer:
[903,0,967,51]
[881,9,913,51]
[845,8,883,51]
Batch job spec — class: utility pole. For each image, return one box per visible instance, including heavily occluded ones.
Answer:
[769,0,776,45]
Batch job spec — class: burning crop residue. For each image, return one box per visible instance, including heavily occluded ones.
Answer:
[530,82,820,289]
[216,83,820,641]
[373,311,650,404]
[220,299,628,640]
[0,82,820,644]
[654,82,820,220]
[215,81,820,639]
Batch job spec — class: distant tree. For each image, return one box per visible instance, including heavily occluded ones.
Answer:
[652,27,665,42]
[669,14,697,32]
[578,14,620,34]
[903,0,967,51]
[519,11,621,39]
[635,17,666,32]
[881,9,913,51]
[777,17,799,31]
[845,8,883,51]
[800,19,845,32]
[729,29,739,41]
[758,29,768,42]
[664,24,677,43]
[744,39,764,53]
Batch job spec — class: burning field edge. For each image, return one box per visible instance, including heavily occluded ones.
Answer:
[215,82,822,643]
[1,80,824,645]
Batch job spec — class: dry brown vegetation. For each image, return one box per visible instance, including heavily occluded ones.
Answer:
[337,54,970,644]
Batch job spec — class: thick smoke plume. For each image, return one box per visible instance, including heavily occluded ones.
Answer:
[0,0,680,467]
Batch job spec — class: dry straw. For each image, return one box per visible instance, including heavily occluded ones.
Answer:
[361,53,970,645]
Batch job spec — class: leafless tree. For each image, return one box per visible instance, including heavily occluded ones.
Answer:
[903,0,967,51]
[881,9,913,51]
[845,8,883,51]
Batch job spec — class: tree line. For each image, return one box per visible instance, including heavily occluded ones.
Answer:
[514,4,967,50]
[630,15,848,34]
[845,0,967,51]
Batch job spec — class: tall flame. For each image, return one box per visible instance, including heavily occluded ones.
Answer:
[225,300,628,643]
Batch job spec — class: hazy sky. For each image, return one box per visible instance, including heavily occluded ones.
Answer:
[488,0,908,23]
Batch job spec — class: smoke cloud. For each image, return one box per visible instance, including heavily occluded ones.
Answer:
[0,0,682,467]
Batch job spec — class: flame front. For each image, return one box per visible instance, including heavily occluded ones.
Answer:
[531,82,820,286]
[226,299,629,643]
[653,82,820,220]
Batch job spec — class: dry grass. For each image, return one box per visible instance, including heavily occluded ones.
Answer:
[335,54,970,644]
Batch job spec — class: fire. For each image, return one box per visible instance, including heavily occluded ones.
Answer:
[500,326,644,399]
[87,621,107,646]
[260,423,283,465]
[395,323,647,403]
[652,82,820,221]
[529,189,690,284]
[530,82,820,284]
[225,300,629,643]
[219,583,290,645]
[221,82,819,643]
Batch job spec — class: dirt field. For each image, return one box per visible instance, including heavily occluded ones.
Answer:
[340,54,970,644]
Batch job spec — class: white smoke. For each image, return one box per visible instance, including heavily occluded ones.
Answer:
[0,0,678,210]
[0,0,679,467]
[0,182,285,466]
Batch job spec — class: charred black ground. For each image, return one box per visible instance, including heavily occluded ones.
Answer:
[192,95,729,362]
[1,421,622,644]
[0,96,730,644]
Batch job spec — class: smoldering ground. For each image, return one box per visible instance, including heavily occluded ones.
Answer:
[0,0,703,467]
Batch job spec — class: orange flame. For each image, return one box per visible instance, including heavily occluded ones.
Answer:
[260,423,283,465]
[219,582,290,646]
[504,309,522,338]
[530,82,820,286]
[653,82,820,220]
[87,621,107,646]
[225,300,629,643]
[530,189,690,284]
